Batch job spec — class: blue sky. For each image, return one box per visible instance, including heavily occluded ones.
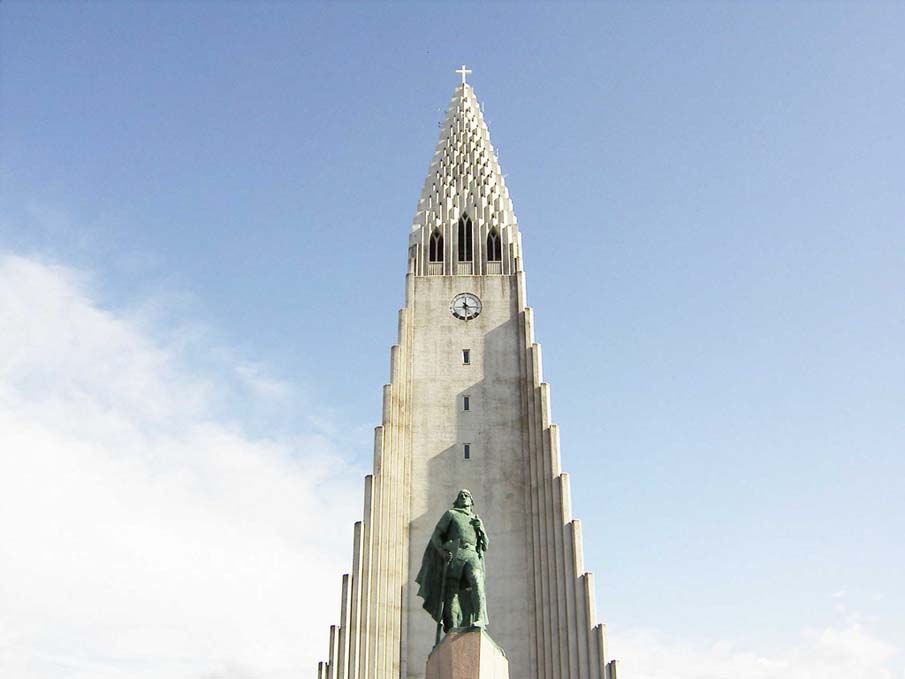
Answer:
[1,2,903,678]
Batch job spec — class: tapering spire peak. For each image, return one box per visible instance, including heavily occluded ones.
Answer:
[408,75,521,276]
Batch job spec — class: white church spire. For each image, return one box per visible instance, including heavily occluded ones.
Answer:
[317,71,617,679]
[408,73,521,276]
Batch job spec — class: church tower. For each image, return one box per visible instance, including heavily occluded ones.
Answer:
[318,71,615,679]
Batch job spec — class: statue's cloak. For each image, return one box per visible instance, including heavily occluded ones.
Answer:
[415,540,446,623]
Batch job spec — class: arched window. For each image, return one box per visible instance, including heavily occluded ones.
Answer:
[486,228,502,262]
[429,229,444,262]
[457,214,473,262]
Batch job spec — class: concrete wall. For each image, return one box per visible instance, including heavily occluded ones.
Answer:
[317,269,611,679]
[404,274,535,679]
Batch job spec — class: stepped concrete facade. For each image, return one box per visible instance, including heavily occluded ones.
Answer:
[317,78,616,679]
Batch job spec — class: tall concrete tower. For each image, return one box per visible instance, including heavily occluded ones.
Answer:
[318,73,614,679]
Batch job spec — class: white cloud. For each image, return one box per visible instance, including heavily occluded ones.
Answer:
[610,616,900,679]
[234,362,293,401]
[0,254,363,679]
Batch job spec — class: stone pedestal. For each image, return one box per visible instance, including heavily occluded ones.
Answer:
[426,629,509,679]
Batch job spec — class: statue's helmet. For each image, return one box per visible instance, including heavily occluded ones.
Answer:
[454,489,474,508]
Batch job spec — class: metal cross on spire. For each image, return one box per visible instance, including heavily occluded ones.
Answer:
[456,64,472,84]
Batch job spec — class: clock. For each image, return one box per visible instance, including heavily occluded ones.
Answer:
[450,293,482,321]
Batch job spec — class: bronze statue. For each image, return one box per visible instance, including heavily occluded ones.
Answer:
[416,489,489,644]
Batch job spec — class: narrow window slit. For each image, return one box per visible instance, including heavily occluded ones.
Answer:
[486,228,501,262]
[429,229,444,262]
[457,214,473,262]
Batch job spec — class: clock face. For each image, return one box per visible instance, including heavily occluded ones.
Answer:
[450,293,482,321]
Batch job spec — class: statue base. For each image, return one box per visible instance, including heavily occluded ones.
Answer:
[426,629,509,679]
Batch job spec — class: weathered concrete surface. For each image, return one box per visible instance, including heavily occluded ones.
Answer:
[404,273,533,679]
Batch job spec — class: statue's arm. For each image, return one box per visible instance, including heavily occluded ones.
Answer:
[473,514,489,552]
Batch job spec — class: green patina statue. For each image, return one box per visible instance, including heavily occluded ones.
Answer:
[416,489,490,644]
